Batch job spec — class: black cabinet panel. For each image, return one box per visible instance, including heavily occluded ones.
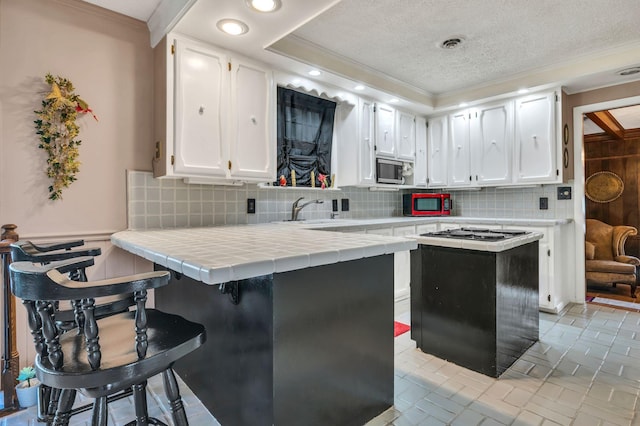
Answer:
[156,254,394,426]
[411,243,539,377]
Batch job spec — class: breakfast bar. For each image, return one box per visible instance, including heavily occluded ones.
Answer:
[111,224,416,426]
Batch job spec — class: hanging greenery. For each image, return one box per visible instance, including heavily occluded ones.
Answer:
[34,74,97,201]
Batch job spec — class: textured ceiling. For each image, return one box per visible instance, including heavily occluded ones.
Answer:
[288,0,640,96]
[83,0,640,112]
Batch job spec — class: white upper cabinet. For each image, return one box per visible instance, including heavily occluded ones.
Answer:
[154,34,275,182]
[375,103,396,158]
[448,110,473,187]
[413,117,428,187]
[425,88,562,189]
[358,98,376,185]
[427,115,448,188]
[514,91,558,183]
[470,100,513,185]
[173,40,227,178]
[228,58,275,180]
[396,110,416,161]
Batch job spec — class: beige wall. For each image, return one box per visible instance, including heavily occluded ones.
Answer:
[0,0,155,367]
[0,0,153,237]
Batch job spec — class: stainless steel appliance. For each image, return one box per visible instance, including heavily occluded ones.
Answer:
[421,227,528,240]
[375,158,404,184]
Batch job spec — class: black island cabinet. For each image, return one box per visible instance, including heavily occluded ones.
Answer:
[410,240,539,378]
[155,254,394,426]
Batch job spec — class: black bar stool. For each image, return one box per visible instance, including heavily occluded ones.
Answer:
[10,257,206,425]
[10,240,136,422]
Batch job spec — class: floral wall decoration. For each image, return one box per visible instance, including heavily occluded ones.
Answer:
[34,74,98,200]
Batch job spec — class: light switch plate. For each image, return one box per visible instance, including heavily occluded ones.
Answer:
[557,187,572,200]
[539,197,548,210]
[247,198,256,214]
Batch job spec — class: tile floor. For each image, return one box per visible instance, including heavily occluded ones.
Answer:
[2,299,639,425]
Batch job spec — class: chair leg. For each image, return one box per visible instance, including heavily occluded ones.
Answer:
[91,396,108,426]
[52,389,76,426]
[48,387,62,419]
[38,384,53,424]
[162,368,188,426]
[132,381,150,425]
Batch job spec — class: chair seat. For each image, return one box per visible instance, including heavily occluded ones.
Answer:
[36,309,205,398]
[586,259,636,274]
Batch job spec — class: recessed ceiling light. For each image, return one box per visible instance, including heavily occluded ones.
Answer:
[517,88,529,94]
[354,85,365,91]
[308,70,321,76]
[459,102,468,107]
[617,67,640,76]
[440,37,465,50]
[246,0,282,12]
[216,19,249,36]
[390,98,399,103]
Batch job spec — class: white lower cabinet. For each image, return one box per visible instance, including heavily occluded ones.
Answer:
[367,226,415,302]
[516,224,570,313]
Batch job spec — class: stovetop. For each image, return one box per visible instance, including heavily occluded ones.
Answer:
[420,227,529,241]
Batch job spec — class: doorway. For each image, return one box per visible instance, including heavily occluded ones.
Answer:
[574,96,640,307]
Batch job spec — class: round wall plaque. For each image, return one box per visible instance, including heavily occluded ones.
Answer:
[585,171,624,203]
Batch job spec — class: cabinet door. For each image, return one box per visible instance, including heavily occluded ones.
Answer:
[375,104,395,157]
[471,101,513,185]
[396,111,416,161]
[514,92,557,183]
[427,116,448,188]
[173,40,227,177]
[228,58,275,180]
[358,99,376,185]
[448,111,472,187]
[392,226,415,302]
[518,226,553,311]
[414,117,428,186]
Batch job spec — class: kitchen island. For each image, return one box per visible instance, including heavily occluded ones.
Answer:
[409,229,542,378]
[111,224,416,426]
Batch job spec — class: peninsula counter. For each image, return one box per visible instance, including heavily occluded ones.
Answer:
[112,224,416,426]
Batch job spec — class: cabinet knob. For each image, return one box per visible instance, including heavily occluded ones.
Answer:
[251,116,257,124]
[457,145,462,150]
[199,106,205,115]
[491,140,497,145]
[532,135,538,143]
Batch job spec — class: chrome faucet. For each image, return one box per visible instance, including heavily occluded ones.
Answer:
[291,197,324,221]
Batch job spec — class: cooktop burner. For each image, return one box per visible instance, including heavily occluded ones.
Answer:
[420,227,529,241]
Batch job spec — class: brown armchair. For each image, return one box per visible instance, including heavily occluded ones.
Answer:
[585,219,639,297]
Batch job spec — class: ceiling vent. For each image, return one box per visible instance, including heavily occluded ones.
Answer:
[616,67,640,76]
[440,37,464,49]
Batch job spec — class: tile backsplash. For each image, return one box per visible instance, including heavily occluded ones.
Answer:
[127,171,573,230]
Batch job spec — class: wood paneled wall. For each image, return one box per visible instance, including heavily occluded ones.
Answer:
[585,134,640,257]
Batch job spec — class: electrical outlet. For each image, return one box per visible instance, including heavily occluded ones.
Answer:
[247,198,256,214]
[539,197,548,210]
[332,199,339,212]
[341,198,350,212]
[557,187,572,200]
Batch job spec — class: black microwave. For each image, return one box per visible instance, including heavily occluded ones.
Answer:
[376,158,404,184]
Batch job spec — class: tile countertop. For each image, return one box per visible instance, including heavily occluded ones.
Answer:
[111,224,417,285]
[409,231,544,253]
[280,216,572,231]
